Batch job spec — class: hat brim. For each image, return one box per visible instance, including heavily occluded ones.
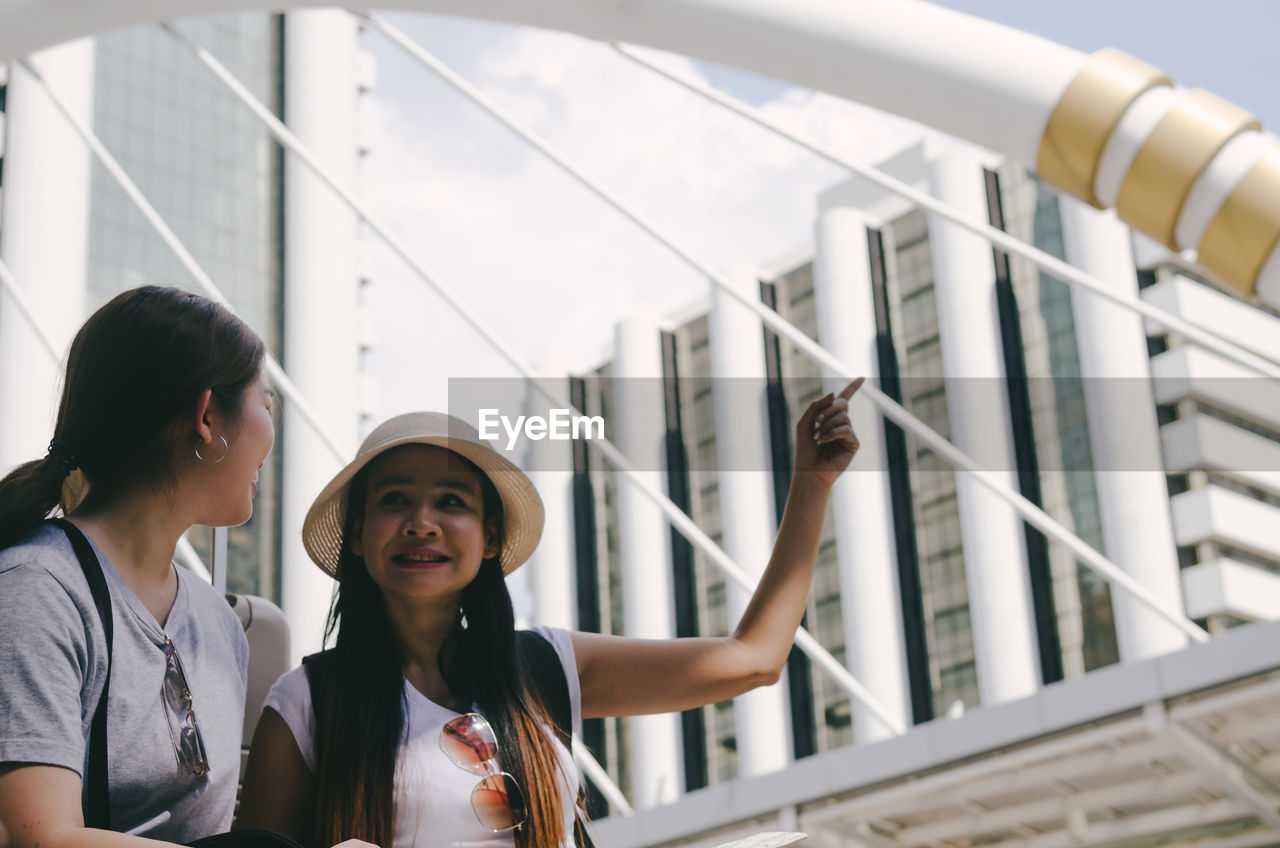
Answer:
[301,417,543,579]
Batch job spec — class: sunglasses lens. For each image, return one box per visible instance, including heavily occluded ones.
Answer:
[471,772,528,833]
[441,713,499,774]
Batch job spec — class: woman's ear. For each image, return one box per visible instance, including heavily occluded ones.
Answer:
[192,389,214,446]
[349,519,364,558]
[483,520,501,561]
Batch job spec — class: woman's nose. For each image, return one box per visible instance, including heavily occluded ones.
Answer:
[403,505,441,536]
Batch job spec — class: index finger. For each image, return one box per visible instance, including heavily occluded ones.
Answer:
[838,376,866,401]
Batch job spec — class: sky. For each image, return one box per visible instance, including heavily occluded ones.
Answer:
[359,0,1279,424]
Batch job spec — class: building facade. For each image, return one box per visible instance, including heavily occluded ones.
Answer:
[531,140,1280,818]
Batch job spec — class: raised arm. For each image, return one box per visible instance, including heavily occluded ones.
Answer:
[573,379,864,719]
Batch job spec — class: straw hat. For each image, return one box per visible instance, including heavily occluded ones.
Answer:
[302,412,544,577]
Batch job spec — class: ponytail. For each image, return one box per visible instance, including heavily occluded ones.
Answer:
[0,454,73,549]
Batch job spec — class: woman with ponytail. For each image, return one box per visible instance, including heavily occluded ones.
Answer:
[237,377,864,848]
[0,286,278,848]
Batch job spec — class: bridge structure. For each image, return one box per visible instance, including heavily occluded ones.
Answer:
[1,3,1278,847]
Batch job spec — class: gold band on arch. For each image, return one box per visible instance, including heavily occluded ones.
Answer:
[1196,145,1280,297]
[1036,48,1169,208]
[1116,89,1259,250]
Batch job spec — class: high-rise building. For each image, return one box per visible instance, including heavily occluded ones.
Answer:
[0,15,376,650]
[540,139,1280,816]
[83,14,288,599]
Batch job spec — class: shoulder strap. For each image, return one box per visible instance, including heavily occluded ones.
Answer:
[48,518,113,831]
[300,650,332,735]
[515,630,596,848]
[515,630,572,743]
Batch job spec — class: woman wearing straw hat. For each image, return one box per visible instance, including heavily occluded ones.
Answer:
[236,378,864,848]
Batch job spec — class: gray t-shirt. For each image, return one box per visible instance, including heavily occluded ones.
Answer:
[0,523,248,842]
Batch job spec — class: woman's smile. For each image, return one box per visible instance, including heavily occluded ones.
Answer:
[392,546,452,568]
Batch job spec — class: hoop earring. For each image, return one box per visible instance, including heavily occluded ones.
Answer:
[195,435,229,464]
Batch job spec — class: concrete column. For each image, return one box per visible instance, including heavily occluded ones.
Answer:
[524,371,577,630]
[613,316,681,807]
[708,266,791,776]
[1058,197,1188,661]
[927,148,1040,705]
[813,206,912,743]
[0,42,94,470]
[281,11,361,660]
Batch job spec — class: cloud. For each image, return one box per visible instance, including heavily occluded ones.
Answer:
[358,15,942,422]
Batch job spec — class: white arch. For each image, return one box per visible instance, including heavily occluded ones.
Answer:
[3,0,1275,302]
[0,0,1082,169]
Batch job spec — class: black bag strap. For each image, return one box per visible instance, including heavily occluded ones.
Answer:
[301,634,574,738]
[300,650,330,732]
[48,517,113,831]
[515,630,572,743]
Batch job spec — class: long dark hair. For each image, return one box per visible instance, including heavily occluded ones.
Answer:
[0,285,265,549]
[311,451,570,848]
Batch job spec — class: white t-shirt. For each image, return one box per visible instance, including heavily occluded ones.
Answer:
[262,626,582,848]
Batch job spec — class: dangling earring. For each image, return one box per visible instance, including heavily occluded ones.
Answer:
[460,611,469,630]
[195,435,229,464]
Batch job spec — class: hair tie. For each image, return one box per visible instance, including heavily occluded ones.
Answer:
[47,439,81,474]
